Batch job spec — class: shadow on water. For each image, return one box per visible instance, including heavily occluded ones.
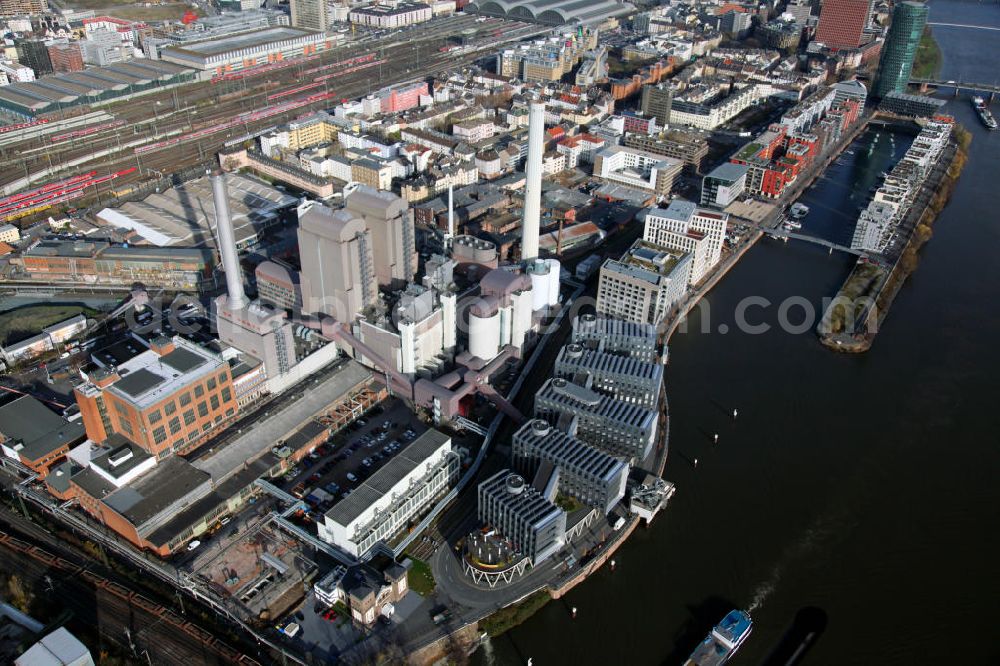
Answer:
[758,607,829,666]
[660,596,736,666]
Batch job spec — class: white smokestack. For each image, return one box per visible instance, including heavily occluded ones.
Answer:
[446,182,454,247]
[211,171,246,310]
[521,101,545,262]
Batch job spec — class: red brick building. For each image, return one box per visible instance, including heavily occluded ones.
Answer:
[815,0,870,50]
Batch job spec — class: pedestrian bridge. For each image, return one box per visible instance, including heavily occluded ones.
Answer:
[766,228,866,256]
[908,78,1000,96]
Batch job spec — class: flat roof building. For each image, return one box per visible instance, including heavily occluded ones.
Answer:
[596,242,691,327]
[512,419,628,515]
[701,162,749,209]
[159,27,340,74]
[318,429,458,559]
[535,376,659,462]
[74,336,239,458]
[0,396,86,478]
[641,200,728,286]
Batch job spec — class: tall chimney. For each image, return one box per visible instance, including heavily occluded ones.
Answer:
[521,101,545,262]
[446,182,455,247]
[211,171,246,310]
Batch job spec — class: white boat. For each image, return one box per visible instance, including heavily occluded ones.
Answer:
[789,203,809,219]
[784,219,802,230]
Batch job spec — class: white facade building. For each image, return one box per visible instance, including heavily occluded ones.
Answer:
[641,200,728,285]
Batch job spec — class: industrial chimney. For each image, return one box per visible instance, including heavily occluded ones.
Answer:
[521,101,545,262]
[211,171,246,310]
[446,182,455,248]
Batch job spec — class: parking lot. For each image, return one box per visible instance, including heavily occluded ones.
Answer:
[276,398,429,529]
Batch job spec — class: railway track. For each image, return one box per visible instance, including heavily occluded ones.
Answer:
[0,524,262,665]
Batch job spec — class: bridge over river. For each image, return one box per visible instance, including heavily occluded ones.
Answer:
[765,227,867,256]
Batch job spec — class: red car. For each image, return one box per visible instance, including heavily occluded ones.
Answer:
[322,609,337,622]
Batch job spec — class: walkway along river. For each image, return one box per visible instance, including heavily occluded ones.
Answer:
[474,2,1000,663]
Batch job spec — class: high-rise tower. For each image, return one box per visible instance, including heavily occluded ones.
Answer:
[873,1,929,98]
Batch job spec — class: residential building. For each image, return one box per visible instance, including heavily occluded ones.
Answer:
[641,200,728,285]
[815,0,870,50]
[1,0,47,14]
[624,130,710,173]
[47,43,84,73]
[290,0,328,31]
[593,145,682,196]
[596,244,691,328]
[873,1,928,98]
[478,469,566,565]
[701,162,749,208]
[349,2,432,28]
[0,223,20,244]
[512,419,628,515]
[313,559,408,626]
[74,336,239,458]
[318,429,459,558]
[640,83,673,126]
[81,29,129,66]
[535,376,659,461]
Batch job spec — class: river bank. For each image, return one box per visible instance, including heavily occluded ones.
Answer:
[818,122,970,352]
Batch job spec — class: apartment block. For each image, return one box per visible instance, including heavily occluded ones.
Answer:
[641,200,728,286]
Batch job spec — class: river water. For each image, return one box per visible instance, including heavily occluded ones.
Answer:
[474,2,1000,664]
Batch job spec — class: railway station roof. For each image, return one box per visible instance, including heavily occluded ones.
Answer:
[466,0,633,25]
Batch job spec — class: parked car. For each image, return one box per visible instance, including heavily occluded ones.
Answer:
[346,473,357,482]
[187,540,201,551]
[323,609,338,622]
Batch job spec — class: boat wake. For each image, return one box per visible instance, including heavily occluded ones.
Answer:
[748,577,777,614]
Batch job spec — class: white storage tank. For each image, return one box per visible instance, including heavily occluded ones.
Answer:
[545,258,561,307]
[528,259,550,312]
[511,289,534,350]
[469,298,500,361]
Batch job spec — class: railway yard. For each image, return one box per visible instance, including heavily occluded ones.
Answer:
[0,14,546,221]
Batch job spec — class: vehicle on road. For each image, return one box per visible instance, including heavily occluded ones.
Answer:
[186,540,201,551]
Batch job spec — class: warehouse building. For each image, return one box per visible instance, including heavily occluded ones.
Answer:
[512,419,628,516]
[535,377,658,462]
[159,27,340,75]
[0,60,195,119]
[477,469,566,565]
[97,173,297,249]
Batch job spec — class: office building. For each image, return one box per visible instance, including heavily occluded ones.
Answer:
[640,83,673,126]
[701,162,749,209]
[297,199,377,321]
[0,396,86,479]
[535,377,659,461]
[785,0,813,26]
[554,343,663,409]
[344,186,416,290]
[592,145,683,196]
[757,18,802,51]
[873,1,929,98]
[290,0,328,31]
[74,336,239,458]
[815,0,870,50]
[512,420,628,515]
[318,429,459,558]
[571,314,659,363]
[641,200,728,286]
[478,470,566,565]
[596,244,690,327]
[719,9,752,37]
[879,90,946,117]
[82,30,129,66]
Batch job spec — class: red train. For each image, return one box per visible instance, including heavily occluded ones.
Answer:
[0,118,50,135]
[0,168,136,220]
[50,120,126,143]
[266,82,324,101]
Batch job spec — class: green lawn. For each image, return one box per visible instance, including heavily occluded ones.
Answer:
[0,304,95,346]
[912,27,943,79]
[479,590,552,637]
[406,556,436,596]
